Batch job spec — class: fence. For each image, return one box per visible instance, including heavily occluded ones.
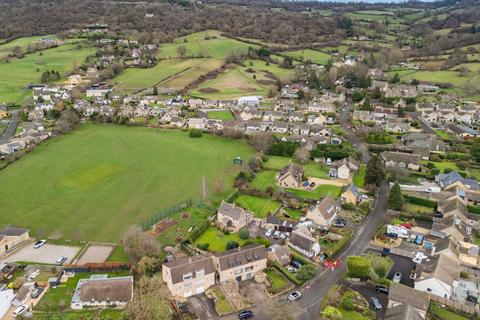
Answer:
[430,295,478,315]
[139,198,202,231]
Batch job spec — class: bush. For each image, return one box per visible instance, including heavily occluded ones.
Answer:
[346,256,371,279]
[339,291,355,311]
[239,227,250,240]
[403,195,437,208]
[273,262,302,286]
[296,264,317,282]
[226,241,239,250]
[198,243,210,251]
[341,202,356,211]
[469,205,480,215]
[189,129,203,138]
[322,306,343,320]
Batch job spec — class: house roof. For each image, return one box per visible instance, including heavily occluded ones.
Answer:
[289,224,316,250]
[163,253,215,284]
[381,151,420,165]
[438,198,468,217]
[77,276,133,303]
[214,244,267,271]
[417,253,460,286]
[384,304,424,320]
[218,201,252,222]
[311,195,338,220]
[269,244,290,263]
[388,283,429,311]
[265,216,298,229]
[0,226,29,237]
[436,170,479,190]
[277,163,304,184]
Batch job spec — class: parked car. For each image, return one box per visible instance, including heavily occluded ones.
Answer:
[393,272,402,283]
[55,256,67,266]
[287,266,297,273]
[302,181,309,187]
[333,219,347,228]
[375,285,389,294]
[33,240,46,249]
[369,297,383,310]
[273,231,281,239]
[288,291,302,301]
[309,182,316,188]
[414,235,424,245]
[31,287,44,299]
[265,229,273,237]
[280,232,287,239]
[290,260,302,269]
[238,310,254,320]
[2,263,14,274]
[13,305,28,317]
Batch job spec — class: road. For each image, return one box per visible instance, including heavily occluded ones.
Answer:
[339,103,371,163]
[0,111,19,144]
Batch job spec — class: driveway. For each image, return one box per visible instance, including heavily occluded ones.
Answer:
[342,281,388,319]
[2,244,80,264]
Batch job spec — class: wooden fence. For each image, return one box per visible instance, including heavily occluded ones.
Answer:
[430,294,478,315]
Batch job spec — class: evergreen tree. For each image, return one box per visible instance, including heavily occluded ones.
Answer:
[392,73,400,84]
[365,155,385,186]
[388,182,403,211]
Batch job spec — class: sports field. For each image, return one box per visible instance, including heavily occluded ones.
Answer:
[0,42,94,104]
[0,124,253,242]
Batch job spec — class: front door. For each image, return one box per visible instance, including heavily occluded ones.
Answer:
[235,275,242,282]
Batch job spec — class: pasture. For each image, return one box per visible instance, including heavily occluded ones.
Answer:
[282,49,331,65]
[0,124,253,242]
[0,42,94,104]
[161,58,224,89]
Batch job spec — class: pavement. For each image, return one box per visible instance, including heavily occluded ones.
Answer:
[1,244,80,264]
[0,111,19,145]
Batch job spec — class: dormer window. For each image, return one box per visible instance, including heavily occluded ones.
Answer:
[183,273,193,281]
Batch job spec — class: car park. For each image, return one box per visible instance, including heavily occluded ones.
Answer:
[393,272,402,283]
[375,285,389,294]
[33,239,47,249]
[31,286,44,299]
[55,256,67,266]
[13,305,28,317]
[265,229,272,237]
[288,291,302,301]
[238,310,254,319]
[369,297,383,310]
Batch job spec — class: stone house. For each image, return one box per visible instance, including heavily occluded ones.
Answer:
[276,163,304,189]
[217,201,253,232]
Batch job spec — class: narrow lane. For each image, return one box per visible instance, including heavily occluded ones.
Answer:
[0,111,19,144]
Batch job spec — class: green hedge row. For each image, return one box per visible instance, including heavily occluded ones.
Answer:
[399,213,433,222]
[186,219,210,242]
[469,205,480,215]
[225,189,239,203]
[403,194,437,209]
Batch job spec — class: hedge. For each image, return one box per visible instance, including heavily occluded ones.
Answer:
[225,189,239,203]
[403,194,437,209]
[291,251,314,266]
[469,205,480,215]
[399,213,433,222]
[187,219,210,242]
[273,262,302,286]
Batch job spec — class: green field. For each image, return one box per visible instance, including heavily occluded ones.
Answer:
[0,124,253,241]
[282,49,331,65]
[157,30,254,60]
[161,58,224,89]
[0,35,57,55]
[0,42,94,104]
[207,110,233,121]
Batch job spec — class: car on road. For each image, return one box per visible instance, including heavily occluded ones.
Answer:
[369,297,383,310]
[238,310,254,319]
[33,239,46,249]
[393,272,402,283]
[288,291,302,301]
[31,287,44,299]
[375,285,389,294]
[13,305,28,317]
[265,229,272,237]
[55,256,67,266]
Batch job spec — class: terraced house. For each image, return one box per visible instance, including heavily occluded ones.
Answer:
[162,245,267,298]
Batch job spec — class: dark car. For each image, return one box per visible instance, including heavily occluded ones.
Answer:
[333,219,347,228]
[239,310,254,320]
[2,263,14,274]
[31,287,44,299]
[290,260,302,269]
[375,285,389,294]
[384,232,398,239]
[369,297,383,310]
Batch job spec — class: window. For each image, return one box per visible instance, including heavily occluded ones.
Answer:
[427,288,432,292]
[196,269,205,278]
[245,266,254,272]
[234,268,243,275]
[183,273,192,281]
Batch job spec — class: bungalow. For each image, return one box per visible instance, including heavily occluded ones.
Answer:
[329,157,359,180]
[238,110,263,121]
[0,226,29,255]
[309,125,331,137]
[448,124,479,139]
[436,170,479,191]
[187,118,207,130]
[276,163,304,189]
[268,244,291,266]
[263,111,283,122]
[217,201,253,232]
[387,283,430,319]
[287,224,321,258]
[341,184,361,205]
[162,254,216,298]
[262,215,298,233]
[307,102,334,114]
[212,244,267,283]
[306,195,340,227]
[414,253,459,299]
[170,117,185,128]
[385,121,411,133]
[71,276,133,310]
[290,123,310,135]
[271,122,289,134]
[381,151,421,171]
[307,114,327,125]
[422,111,438,123]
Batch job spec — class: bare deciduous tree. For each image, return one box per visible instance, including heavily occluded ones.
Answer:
[122,226,160,263]
[249,132,272,153]
[293,148,310,164]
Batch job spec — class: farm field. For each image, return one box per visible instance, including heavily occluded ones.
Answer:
[111,58,205,92]
[156,30,254,60]
[0,35,57,55]
[191,66,270,99]
[282,49,331,65]
[0,43,94,104]
[160,58,224,89]
[0,124,253,242]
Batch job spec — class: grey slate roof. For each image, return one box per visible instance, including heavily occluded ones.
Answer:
[214,244,267,271]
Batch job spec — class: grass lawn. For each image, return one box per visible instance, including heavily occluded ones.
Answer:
[36,271,130,313]
[403,202,434,215]
[156,206,212,248]
[287,184,342,200]
[0,43,95,104]
[194,226,247,253]
[34,310,124,320]
[0,35,57,55]
[207,110,233,121]
[235,194,280,218]
[304,162,330,179]
[421,160,460,172]
[434,129,451,139]
[242,59,295,82]
[250,170,277,191]
[263,156,292,171]
[282,49,331,65]
[429,303,468,320]
[106,246,130,263]
[265,268,289,294]
[211,287,234,316]
[0,124,253,242]
[353,165,366,187]
[282,208,304,220]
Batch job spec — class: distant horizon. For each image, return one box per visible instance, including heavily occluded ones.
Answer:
[289,0,437,3]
